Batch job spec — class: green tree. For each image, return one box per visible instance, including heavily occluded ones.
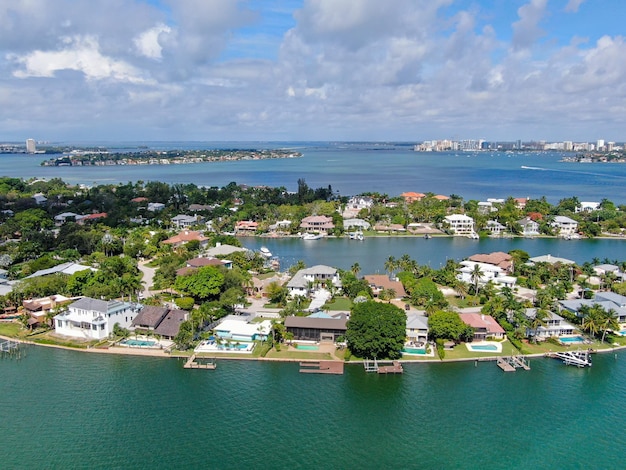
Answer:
[174,266,225,301]
[428,310,474,342]
[346,301,406,360]
[174,320,194,350]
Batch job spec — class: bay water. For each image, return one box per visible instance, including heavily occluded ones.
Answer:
[2,345,624,469]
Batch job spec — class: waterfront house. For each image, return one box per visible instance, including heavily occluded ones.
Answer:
[593,264,624,280]
[444,214,475,235]
[22,294,74,328]
[406,313,429,343]
[457,260,516,288]
[161,230,210,249]
[171,214,203,229]
[363,274,406,300]
[235,220,258,234]
[459,313,505,340]
[131,306,169,331]
[299,215,334,234]
[517,217,540,237]
[468,252,513,274]
[203,243,249,258]
[527,254,575,265]
[551,216,579,236]
[486,220,507,236]
[524,309,575,340]
[154,309,188,340]
[374,223,406,233]
[185,256,232,270]
[287,265,341,298]
[54,297,142,340]
[284,315,347,342]
[343,218,371,231]
[214,317,271,342]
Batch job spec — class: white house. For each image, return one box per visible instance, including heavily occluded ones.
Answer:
[517,217,540,237]
[54,212,84,225]
[524,309,575,340]
[551,216,578,236]
[287,265,341,297]
[406,313,429,343]
[477,201,497,214]
[147,202,165,212]
[575,202,600,213]
[486,220,506,236]
[444,214,475,235]
[457,261,517,288]
[343,218,371,230]
[171,214,203,229]
[214,317,272,341]
[54,297,142,340]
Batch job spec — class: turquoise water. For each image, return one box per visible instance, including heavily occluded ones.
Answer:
[560,336,585,343]
[3,346,626,469]
[120,339,156,347]
[469,344,499,351]
[402,347,426,354]
[296,344,319,351]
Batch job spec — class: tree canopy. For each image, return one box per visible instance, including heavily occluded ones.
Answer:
[346,301,406,360]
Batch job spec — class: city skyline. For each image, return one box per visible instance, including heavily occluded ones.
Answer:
[1,1,626,142]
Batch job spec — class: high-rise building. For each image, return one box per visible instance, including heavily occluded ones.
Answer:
[25,138,36,153]
[596,139,605,151]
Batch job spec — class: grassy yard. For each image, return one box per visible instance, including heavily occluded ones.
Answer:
[0,322,25,338]
[323,297,352,311]
[265,349,334,360]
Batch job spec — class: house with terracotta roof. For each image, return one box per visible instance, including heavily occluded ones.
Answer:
[468,252,513,274]
[433,194,450,201]
[300,215,334,234]
[514,197,529,209]
[78,212,107,224]
[131,197,148,203]
[162,230,210,249]
[235,220,259,234]
[363,274,406,299]
[401,192,425,203]
[457,260,516,288]
[176,257,232,275]
[459,313,505,340]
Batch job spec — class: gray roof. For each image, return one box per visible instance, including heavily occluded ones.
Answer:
[204,244,248,257]
[284,316,347,330]
[132,306,169,328]
[406,313,429,330]
[69,297,135,314]
[528,254,575,265]
[25,262,94,279]
[154,309,188,337]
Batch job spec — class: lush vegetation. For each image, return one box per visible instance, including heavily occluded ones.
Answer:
[346,301,407,360]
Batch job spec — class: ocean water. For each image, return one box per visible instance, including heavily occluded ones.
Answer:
[2,345,625,469]
[2,142,625,203]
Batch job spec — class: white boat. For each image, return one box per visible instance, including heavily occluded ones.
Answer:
[259,246,272,258]
[301,233,324,240]
[467,232,479,239]
[348,231,364,241]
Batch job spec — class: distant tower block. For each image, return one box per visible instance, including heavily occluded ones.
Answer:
[26,139,36,153]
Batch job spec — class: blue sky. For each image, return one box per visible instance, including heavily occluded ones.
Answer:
[1,0,625,142]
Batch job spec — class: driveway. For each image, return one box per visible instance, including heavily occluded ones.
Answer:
[138,260,157,299]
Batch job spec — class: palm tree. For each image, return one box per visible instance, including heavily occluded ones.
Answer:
[600,308,619,343]
[530,308,549,343]
[454,280,469,300]
[384,256,397,277]
[580,304,603,339]
[351,262,361,278]
[470,264,483,296]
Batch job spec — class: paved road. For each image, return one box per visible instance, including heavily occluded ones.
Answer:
[138,260,157,299]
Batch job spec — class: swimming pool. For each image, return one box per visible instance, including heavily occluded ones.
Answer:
[402,347,426,355]
[559,336,585,343]
[120,339,156,347]
[618,331,626,336]
[295,344,319,351]
[468,344,499,351]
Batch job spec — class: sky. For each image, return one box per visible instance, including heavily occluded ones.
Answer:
[1,0,625,142]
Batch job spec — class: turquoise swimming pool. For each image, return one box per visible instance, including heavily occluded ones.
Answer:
[121,339,156,347]
[468,344,498,351]
[296,344,319,351]
[559,336,585,343]
[403,347,426,355]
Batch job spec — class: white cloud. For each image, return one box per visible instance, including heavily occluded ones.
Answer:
[511,0,548,51]
[565,0,586,13]
[12,35,149,84]
[134,24,171,60]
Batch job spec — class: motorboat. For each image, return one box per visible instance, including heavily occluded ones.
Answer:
[259,246,272,258]
[301,233,324,240]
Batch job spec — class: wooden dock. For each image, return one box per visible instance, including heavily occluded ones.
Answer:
[184,354,216,370]
[363,359,404,374]
[497,356,530,372]
[377,361,404,374]
[299,360,344,375]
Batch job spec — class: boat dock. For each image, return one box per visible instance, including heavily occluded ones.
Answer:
[364,359,404,374]
[299,360,344,375]
[496,356,531,372]
[184,354,216,370]
[547,349,592,368]
[0,339,23,359]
